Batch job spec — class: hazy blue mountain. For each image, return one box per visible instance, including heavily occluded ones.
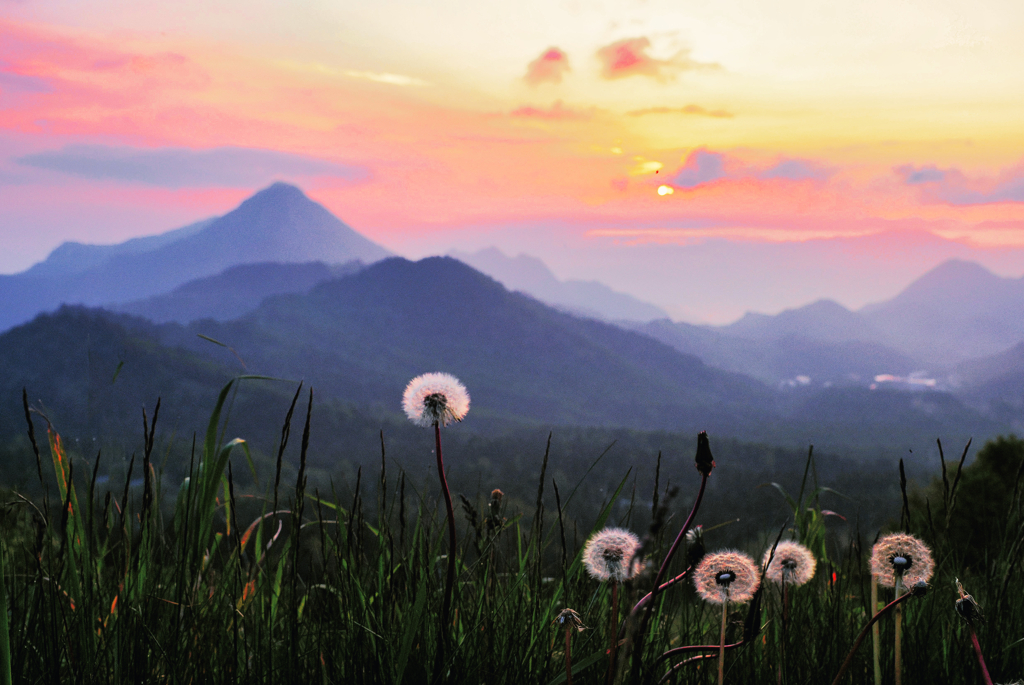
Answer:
[144,255,1002,451]
[162,256,773,433]
[648,260,1024,381]
[721,299,880,344]
[860,259,1024,363]
[0,266,1003,466]
[21,218,215,278]
[449,247,668,322]
[112,261,363,324]
[630,318,920,387]
[0,183,391,332]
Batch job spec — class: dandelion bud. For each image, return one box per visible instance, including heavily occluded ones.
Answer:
[695,431,715,476]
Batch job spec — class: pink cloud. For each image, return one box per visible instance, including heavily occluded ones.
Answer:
[509,100,591,121]
[596,37,719,81]
[523,47,569,86]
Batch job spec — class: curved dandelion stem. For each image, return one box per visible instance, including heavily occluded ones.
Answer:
[432,421,457,682]
[830,591,916,685]
[651,473,709,598]
[631,434,712,680]
[969,628,994,685]
[632,567,694,614]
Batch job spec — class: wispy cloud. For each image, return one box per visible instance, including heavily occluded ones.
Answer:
[16,145,369,188]
[523,47,569,86]
[626,104,733,118]
[509,100,592,121]
[596,37,719,81]
[759,158,830,182]
[896,162,1024,204]
[668,149,831,188]
[343,70,430,87]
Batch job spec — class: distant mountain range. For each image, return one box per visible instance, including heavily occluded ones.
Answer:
[159,256,773,433]
[0,183,391,331]
[623,259,1024,401]
[112,261,363,324]
[1,182,1020,457]
[449,247,668,322]
[0,260,1002,459]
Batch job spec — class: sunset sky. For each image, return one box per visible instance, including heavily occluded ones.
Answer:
[3,0,1024,322]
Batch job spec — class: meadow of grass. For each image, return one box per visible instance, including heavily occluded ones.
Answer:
[1,377,1023,684]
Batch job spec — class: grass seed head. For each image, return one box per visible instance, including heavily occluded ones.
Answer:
[402,372,470,427]
[869,532,934,588]
[582,527,642,583]
[955,578,983,624]
[553,608,587,632]
[693,550,761,604]
[763,540,817,586]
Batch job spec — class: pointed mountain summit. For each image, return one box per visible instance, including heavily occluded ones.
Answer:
[862,259,1024,362]
[0,183,391,331]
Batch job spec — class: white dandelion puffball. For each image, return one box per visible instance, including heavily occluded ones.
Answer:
[763,541,817,586]
[869,532,934,588]
[582,528,642,583]
[693,550,760,604]
[402,372,470,427]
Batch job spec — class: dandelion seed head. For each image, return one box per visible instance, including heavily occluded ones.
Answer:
[869,533,934,588]
[582,528,641,583]
[693,550,760,604]
[763,541,817,586]
[402,372,470,427]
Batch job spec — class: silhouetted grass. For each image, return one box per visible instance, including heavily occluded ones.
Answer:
[0,380,1022,684]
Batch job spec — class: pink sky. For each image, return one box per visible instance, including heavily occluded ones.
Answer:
[2,2,1024,322]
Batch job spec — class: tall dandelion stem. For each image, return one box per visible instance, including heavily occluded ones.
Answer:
[606,582,619,685]
[718,590,729,685]
[871,579,881,685]
[434,420,457,677]
[894,575,904,685]
[402,372,469,681]
[565,627,574,685]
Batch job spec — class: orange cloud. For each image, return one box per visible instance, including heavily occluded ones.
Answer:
[627,105,733,118]
[596,37,719,81]
[523,47,569,86]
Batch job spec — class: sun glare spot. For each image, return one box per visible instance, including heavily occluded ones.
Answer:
[657,185,674,196]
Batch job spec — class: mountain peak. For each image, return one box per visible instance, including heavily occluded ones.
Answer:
[248,181,308,203]
[888,259,1004,306]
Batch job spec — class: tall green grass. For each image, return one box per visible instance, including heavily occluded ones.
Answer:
[1,380,1023,684]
